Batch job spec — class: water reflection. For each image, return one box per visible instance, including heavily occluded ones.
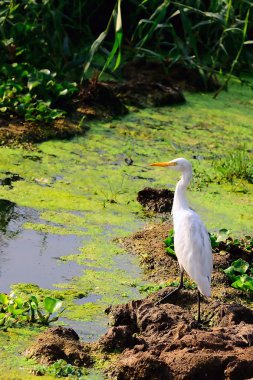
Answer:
[0,199,83,293]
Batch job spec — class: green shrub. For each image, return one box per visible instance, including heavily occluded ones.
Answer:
[0,63,77,123]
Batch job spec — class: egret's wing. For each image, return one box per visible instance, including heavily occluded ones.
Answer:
[174,210,213,296]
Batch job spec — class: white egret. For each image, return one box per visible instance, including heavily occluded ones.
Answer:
[150,158,213,322]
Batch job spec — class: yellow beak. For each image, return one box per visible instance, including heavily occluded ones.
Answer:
[150,161,176,167]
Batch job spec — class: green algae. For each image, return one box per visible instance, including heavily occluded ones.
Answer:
[0,327,56,380]
[0,77,253,378]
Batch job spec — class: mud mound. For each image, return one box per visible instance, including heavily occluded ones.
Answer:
[24,326,92,366]
[111,80,185,108]
[117,222,179,282]
[100,298,253,380]
[105,60,219,109]
[77,79,128,118]
[137,187,174,213]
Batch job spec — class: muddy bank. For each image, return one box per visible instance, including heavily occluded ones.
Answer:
[101,298,253,380]
[24,326,92,367]
[23,221,253,379]
[0,61,219,146]
[100,222,253,379]
[0,79,125,147]
[110,59,219,108]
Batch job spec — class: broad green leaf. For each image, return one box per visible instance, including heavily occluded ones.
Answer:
[59,89,68,96]
[44,297,62,314]
[12,309,25,316]
[0,294,9,305]
[40,69,51,75]
[230,258,249,274]
[231,274,253,291]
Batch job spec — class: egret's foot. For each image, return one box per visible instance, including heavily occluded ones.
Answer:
[155,272,184,306]
[155,286,182,306]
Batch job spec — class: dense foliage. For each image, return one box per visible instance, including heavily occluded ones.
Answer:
[0,0,252,122]
[0,292,64,328]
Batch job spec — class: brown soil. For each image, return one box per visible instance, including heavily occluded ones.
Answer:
[137,187,174,213]
[0,117,86,148]
[100,298,253,380]
[117,222,252,297]
[24,326,92,367]
[117,222,177,283]
[122,59,220,92]
[105,222,253,379]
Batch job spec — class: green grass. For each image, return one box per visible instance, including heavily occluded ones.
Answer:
[213,150,253,184]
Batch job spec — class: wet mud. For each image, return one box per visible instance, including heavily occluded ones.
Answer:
[101,298,253,380]
[103,222,253,379]
[137,187,174,213]
[24,326,92,367]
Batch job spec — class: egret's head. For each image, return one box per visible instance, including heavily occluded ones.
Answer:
[150,157,192,173]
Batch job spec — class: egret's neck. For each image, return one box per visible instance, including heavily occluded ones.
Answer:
[172,170,192,215]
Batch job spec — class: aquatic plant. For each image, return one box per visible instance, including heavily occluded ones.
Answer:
[165,228,253,257]
[210,229,253,255]
[33,359,85,378]
[224,258,253,293]
[0,292,64,328]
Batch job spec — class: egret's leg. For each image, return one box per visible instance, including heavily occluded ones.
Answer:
[197,290,201,323]
[155,270,184,305]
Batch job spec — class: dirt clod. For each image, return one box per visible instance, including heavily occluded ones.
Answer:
[113,222,253,379]
[103,297,253,380]
[24,326,92,367]
[137,187,174,213]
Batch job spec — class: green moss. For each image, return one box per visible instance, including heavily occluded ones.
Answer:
[0,327,56,380]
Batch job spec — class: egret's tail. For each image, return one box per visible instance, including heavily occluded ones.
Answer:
[197,276,211,297]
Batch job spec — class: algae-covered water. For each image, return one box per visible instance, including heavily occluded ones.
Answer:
[0,79,253,378]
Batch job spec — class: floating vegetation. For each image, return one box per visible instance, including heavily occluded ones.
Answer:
[0,293,64,328]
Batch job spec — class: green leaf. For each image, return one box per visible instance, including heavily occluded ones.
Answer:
[84,30,107,74]
[0,294,9,305]
[230,258,249,274]
[210,235,219,248]
[164,236,173,246]
[39,69,51,75]
[216,228,230,242]
[231,274,253,291]
[166,247,176,257]
[44,297,62,314]
[27,80,41,91]
[59,89,68,96]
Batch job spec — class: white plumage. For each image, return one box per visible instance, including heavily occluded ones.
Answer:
[151,157,213,321]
